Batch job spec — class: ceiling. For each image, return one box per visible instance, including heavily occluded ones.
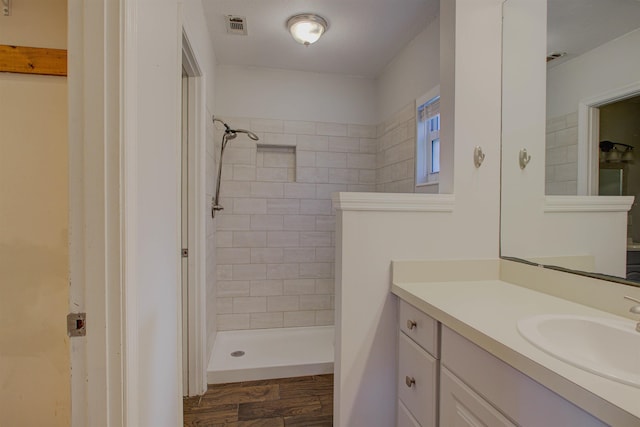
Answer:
[547,0,640,67]
[202,0,439,78]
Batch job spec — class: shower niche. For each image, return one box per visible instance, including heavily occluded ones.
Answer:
[256,144,296,183]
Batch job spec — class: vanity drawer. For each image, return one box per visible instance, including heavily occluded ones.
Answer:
[397,399,422,427]
[398,332,438,427]
[400,300,439,357]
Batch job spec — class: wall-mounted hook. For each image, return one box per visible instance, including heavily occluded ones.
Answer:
[473,146,485,168]
[519,149,531,169]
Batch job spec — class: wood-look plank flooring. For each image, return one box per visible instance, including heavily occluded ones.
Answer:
[183,375,333,427]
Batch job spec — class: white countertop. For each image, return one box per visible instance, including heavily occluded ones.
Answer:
[392,279,640,426]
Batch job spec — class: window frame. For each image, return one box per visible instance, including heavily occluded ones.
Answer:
[415,86,441,187]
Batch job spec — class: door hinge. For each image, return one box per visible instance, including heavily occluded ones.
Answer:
[67,313,86,337]
[182,248,188,257]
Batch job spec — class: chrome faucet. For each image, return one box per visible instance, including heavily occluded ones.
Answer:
[624,296,640,332]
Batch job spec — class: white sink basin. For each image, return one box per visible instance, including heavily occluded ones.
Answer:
[517,314,640,388]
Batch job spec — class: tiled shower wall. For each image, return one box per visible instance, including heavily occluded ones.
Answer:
[214,117,377,331]
[376,103,417,193]
[546,112,579,195]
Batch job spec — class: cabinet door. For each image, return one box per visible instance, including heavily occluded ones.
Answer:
[440,368,516,427]
[398,332,438,427]
[398,400,422,427]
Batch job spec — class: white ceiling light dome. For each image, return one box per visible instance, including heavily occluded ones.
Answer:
[286,13,328,46]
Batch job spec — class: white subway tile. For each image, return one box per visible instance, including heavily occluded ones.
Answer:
[315,216,335,232]
[348,153,378,170]
[315,184,347,200]
[348,124,377,138]
[328,168,359,184]
[267,199,300,214]
[233,231,267,248]
[217,280,251,297]
[222,181,252,197]
[299,295,331,310]
[283,247,316,263]
[315,310,334,326]
[232,264,266,280]
[297,135,328,151]
[348,184,376,192]
[261,133,297,146]
[250,312,284,329]
[284,120,317,135]
[300,199,332,215]
[283,279,316,295]
[216,231,233,247]
[224,147,256,165]
[256,167,290,182]
[251,182,284,198]
[250,280,284,296]
[283,215,316,231]
[299,262,333,279]
[296,167,329,183]
[232,165,256,181]
[216,248,251,264]
[250,248,284,264]
[315,279,334,294]
[233,296,267,313]
[284,311,316,327]
[251,118,284,133]
[300,232,332,247]
[267,295,299,312]
[250,215,284,231]
[217,314,250,331]
[263,150,295,168]
[359,139,378,154]
[316,152,347,168]
[284,183,316,199]
[267,263,299,279]
[216,215,250,231]
[329,136,361,153]
[217,264,233,280]
[233,198,267,214]
[267,231,299,247]
[315,247,335,263]
[296,151,317,167]
[216,298,233,314]
[317,122,348,136]
[359,169,376,184]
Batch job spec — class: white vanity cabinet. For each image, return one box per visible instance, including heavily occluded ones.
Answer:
[440,326,607,427]
[397,301,439,427]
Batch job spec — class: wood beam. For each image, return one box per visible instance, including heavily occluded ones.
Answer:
[0,45,67,76]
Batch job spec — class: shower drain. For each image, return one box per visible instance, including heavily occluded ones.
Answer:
[230,350,245,357]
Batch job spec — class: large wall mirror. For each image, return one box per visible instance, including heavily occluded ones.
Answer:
[501,0,640,286]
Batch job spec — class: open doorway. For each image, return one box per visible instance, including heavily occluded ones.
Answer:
[181,33,208,397]
[595,95,640,280]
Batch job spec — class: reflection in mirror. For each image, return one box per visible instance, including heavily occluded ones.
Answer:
[501,0,640,286]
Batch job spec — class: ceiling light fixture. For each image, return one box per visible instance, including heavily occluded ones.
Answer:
[286,13,328,46]
[600,140,635,163]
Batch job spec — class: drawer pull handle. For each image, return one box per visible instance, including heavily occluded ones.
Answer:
[406,320,417,330]
[405,376,416,388]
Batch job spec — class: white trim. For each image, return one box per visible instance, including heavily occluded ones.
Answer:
[577,81,640,195]
[181,30,208,397]
[332,192,455,212]
[544,195,634,213]
[416,85,441,108]
[122,0,139,424]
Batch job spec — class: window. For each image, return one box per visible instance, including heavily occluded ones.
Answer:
[416,94,440,186]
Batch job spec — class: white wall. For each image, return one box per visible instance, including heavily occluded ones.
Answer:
[376,16,440,123]
[0,2,69,424]
[547,28,640,119]
[501,0,630,277]
[215,65,377,125]
[334,0,504,424]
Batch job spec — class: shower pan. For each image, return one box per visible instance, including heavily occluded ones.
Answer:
[211,116,259,217]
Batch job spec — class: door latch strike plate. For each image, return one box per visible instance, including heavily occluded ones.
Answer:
[67,313,86,337]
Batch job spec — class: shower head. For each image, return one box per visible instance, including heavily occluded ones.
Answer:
[212,116,259,141]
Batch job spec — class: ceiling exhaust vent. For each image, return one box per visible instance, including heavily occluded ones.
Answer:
[226,15,248,35]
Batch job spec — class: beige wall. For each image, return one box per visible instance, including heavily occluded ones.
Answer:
[0,0,69,425]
